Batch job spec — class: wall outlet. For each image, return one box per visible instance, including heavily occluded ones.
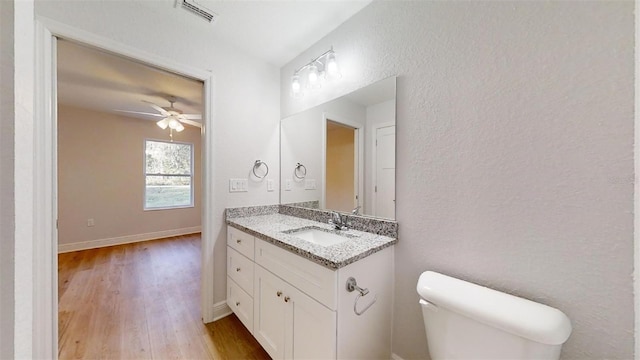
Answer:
[87,218,95,227]
[285,179,292,191]
[305,179,316,190]
[267,179,274,192]
[229,179,248,192]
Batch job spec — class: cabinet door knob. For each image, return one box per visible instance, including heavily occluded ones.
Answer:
[284,296,290,303]
[276,291,282,297]
[236,301,240,306]
[236,239,242,244]
[236,267,241,272]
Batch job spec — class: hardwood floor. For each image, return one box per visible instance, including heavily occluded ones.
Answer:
[58,234,270,360]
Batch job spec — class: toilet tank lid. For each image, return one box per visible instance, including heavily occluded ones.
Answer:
[417,271,572,345]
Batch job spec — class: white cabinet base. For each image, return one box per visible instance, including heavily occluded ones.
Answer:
[226,226,394,360]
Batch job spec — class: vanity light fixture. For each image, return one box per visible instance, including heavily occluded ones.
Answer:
[291,46,342,98]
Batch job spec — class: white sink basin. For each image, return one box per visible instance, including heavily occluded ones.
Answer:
[286,227,352,247]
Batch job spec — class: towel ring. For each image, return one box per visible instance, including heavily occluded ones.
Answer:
[294,163,307,179]
[346,277,377,316]
[253,160,269,179]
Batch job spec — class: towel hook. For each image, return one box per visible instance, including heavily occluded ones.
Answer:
[253,160,269,179]
[294,162,307,179]
[346,277,377,316]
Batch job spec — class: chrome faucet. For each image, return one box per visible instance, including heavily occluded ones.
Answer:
[329,211,348,230]
[351,206,362,215]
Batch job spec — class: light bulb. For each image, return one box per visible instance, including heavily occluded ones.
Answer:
[157,118,169,129]
[168,118,179,129]
[291,74,301,94]
[308,63,319,85]
[326,52,340,79]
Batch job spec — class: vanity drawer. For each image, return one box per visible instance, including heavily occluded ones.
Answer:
[255,239,337,310]
[227,246,254,295]
[227,226,255,260]
[227,276,254,334]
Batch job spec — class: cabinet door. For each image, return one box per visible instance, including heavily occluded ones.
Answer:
[254,266,287,360]
[284,285,337,360]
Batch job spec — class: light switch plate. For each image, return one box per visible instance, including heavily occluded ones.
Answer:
[229,179,248,192]
[267,179,274,192]
[285,179,292,191]
[305,179,316,190]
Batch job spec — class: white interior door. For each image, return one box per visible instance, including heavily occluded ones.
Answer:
[375,126,396,219]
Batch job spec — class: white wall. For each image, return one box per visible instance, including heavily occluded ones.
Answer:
[0,1,16,357]
[57,105,202,248]
[281,2,634,359]
[364,99,395,215]
[35,0,280,306]
[2,0,35,357]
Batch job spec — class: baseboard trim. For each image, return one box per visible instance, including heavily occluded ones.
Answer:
[212,300,232,322]
[391,353,405,360]
[58,226,202,253]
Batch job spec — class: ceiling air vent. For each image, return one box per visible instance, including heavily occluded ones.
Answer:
[180,0,218,23]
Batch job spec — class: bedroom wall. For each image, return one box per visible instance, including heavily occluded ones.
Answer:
[57,105,202,251]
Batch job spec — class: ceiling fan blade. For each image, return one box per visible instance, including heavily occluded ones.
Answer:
[182,114,202,120]
[179,119,203,128]
[114,110,164,117]
[142,100,170,116]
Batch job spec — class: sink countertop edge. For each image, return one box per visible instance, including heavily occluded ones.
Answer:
[225,214,397,270]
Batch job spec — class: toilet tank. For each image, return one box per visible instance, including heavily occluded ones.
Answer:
[417,271,572,360]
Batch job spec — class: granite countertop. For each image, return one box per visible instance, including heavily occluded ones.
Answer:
[226,213,397,270]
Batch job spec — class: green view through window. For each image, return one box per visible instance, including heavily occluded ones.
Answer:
[144,139,193,210]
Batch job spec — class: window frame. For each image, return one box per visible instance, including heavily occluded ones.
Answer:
[143,138,195,211]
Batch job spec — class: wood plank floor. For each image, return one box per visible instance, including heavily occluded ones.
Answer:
[58,234,270,360]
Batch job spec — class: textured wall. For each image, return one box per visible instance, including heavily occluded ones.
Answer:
[281,2,634,359]
[57,105,202,246]
[35,0,281,305]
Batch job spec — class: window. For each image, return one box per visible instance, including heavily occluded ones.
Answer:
[144,140,194,210]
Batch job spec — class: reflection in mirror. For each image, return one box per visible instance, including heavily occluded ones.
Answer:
[280,76,396,219]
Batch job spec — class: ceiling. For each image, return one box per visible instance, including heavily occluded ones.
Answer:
[56,1,372,123]
[57,39,205,121]
[159,0,373,67]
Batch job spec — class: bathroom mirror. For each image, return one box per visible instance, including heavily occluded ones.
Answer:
[280,76,396,219]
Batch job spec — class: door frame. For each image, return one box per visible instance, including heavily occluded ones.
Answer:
[370,122,395,217]
[321,112,364,211]
[33,17,216,359]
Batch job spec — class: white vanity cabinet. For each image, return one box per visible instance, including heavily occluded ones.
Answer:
[254,265,336,359]
[226,227,255,333]
[226,225,394,360]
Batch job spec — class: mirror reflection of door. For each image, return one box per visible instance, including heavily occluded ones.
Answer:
[374,125,395,218]
[325,120,358,212]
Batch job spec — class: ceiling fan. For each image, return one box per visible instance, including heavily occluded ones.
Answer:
[117,96,202,134]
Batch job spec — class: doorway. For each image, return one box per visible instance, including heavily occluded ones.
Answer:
[325,121,358,212]
[372,124,396,219]
[56,38,206,356]
[33,20,215,358]
[322,114,364,213]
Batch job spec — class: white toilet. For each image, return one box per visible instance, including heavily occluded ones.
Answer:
[417,271,572,360]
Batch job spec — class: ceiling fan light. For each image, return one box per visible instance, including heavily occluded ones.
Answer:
[156,118,169,129]
[175,123,185,132]
[168,118,180,129]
